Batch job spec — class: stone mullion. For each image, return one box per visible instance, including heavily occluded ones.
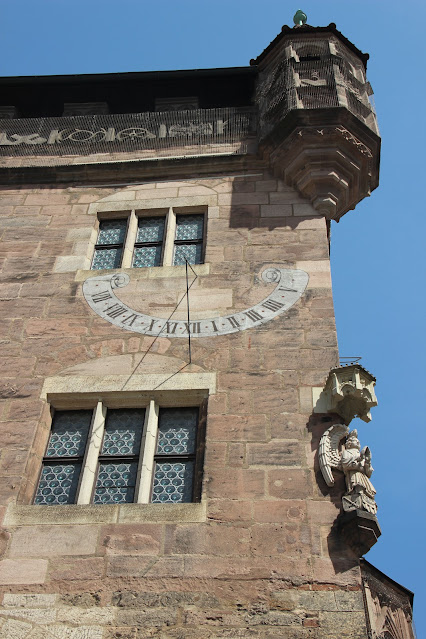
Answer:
[77,401,107,505]
[121,210,137,268]
[135,399,159,504]
[162,207,176,266]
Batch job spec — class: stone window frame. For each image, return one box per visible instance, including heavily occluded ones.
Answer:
[5,373,214,525]
[91,205,208,271]
[34,395,207,507]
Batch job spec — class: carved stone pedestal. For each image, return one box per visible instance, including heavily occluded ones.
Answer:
[338,509,381,557]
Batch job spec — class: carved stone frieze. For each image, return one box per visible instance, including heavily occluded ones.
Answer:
[263,120,378,221]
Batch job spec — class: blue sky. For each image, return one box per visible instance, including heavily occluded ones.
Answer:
[1,0,425,634]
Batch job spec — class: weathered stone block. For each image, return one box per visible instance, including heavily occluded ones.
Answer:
[247,441,302,466]
[206,468,265,499]
[56,607,115,625]
[250,523,311,556]
[0,607,57,623]
[0,618,33,639]
[49,557,105,581]
[0,558,47,584]
[165,523,250,556]
[318,611,367,637]
[253,500,306,524]
[100,524,162,555]
[9,525,98,557]
[115,609,177,628]
[207,499,253,524]
[207,414,267,442]
[2,593,57,608]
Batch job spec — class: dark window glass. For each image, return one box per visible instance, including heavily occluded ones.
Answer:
[151,407,198,503]
[173,215,204,266]
[93,408,145,505]
[133,217,166,268]
[34,411,92,505]
[92,219,127,270]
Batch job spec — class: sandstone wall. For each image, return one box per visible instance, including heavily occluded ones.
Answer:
[0,171,368,638]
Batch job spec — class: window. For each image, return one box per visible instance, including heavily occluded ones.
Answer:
[91,208,206,270]
[133,216,166,268]
[92,219,127,270]
[173,214,204,266]
[34,400,206,506]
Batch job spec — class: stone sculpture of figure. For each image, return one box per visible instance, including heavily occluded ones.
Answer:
[319,424,377,515]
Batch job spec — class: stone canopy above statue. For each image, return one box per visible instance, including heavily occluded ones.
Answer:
[313,364,378,424]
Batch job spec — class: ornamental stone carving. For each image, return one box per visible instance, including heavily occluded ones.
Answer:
[319,424,377,515]
[319,423,381,555]
[314,364,377,424]
[253,24,381,221]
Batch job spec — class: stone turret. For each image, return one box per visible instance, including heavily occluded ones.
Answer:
[252,20,381,221]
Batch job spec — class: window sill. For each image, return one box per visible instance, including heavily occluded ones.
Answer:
[4,501,206,526]
[75,263,210,282]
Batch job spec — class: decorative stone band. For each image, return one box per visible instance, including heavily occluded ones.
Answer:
[83,267,309,338]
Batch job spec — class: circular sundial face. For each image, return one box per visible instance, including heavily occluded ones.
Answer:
[83,266,309,338]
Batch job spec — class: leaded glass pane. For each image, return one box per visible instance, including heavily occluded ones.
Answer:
[173,243,202,266]
[101,408,144,456]
[94,462,138,504]
[175,215,204,240]
[92,247,123,270]
[46,411,91,458]
[157,408,198,455]
[133,245,162,268]
[97,219,127,245]
[136,217,165,243]
[34,463,81,505]
[151,461,194,503]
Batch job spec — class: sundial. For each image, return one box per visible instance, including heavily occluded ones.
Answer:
[83,266,309,339]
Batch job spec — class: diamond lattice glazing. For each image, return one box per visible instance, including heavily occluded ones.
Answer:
[157,408,197,454]
[133,245,162,268]
[94,462,138,504]
[173,243,202,266]
[97,219,127,245]
[92,247,123,270]
[34,463,81,505]
[151,461,194,503]
[46,411,92,458]
[136,217,165,243]
[101,409,144,456]
[175,215,204,240]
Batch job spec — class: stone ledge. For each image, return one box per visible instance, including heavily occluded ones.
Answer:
[4,502,207,526]
[40,373,216,400]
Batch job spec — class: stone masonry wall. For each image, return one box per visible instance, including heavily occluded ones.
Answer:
[0,171,368,638]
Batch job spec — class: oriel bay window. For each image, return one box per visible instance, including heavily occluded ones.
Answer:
[34,401,206,506]
[91,208,206,270]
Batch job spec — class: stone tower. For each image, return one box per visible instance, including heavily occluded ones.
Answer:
[0,15,415,639]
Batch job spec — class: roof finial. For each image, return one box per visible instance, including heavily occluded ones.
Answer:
[293,9,307,26]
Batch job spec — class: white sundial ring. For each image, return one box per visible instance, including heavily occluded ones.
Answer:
[82,267,309,338]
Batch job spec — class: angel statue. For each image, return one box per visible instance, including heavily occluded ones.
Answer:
[319,425,377,515]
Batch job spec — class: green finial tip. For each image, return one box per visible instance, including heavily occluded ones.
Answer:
[293,9,307,26]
